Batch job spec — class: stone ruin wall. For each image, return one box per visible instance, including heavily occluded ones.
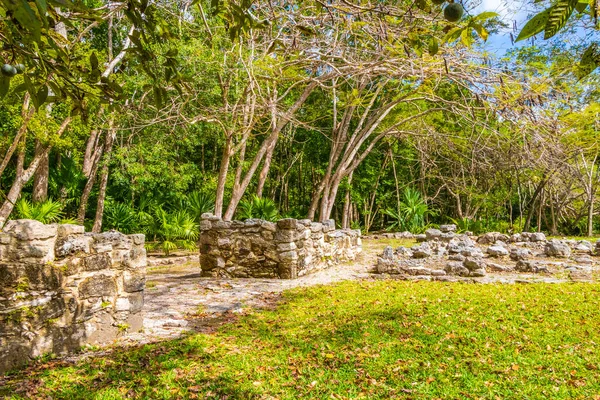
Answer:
[199,214,362,279]
[0,220,146,373]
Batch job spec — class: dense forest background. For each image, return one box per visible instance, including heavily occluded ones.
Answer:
[1,0,599,253]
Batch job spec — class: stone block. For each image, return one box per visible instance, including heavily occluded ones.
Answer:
[310,223,323,233]
[78,275,117,299]
[57,224,85,239]
[277,218,298,230]
[322,219,335,232]
[123,272,145,292]
[199,220,212,231]
[115,292,143,313]
[275,229,296,242]
[277,242,297,252]
[128,234,145,245]
[55,235,93,258]
[279,251,298,261]
[214,221,232,230]
[201,213,220,221]
[3,219,58,241]
[83,254,112,271]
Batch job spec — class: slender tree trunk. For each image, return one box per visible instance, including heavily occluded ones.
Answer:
[77,137,104,223]
[32,140,49,202]
[0,116,71,227]
[342,172,353,229]
[256,140,276,198]
[0,95,33,179]
[92,121,116,233]
[588,195,594,237]
[82,129,101,178]
[256,90,278,198]
[214,136,232,218]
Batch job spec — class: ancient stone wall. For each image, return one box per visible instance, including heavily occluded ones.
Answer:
[0,220,146,373]
[199,215,361,279]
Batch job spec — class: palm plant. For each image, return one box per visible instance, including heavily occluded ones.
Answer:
[237,195,279,222]
[104,202,138,234]
[151,208,199,255]
[15,198,64,224]
[186,191,215,221]
[384,187,436,233]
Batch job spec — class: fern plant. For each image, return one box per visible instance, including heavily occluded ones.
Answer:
[15,198,64,224]
[237,195,279,222]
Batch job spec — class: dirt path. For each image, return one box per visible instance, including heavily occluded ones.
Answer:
[123,240,590,346]
[121,247,377,345]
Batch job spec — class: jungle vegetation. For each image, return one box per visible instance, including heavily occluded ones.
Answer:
[0,0,599,251]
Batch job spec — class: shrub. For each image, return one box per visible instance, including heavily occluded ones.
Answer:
[237,196,279,222]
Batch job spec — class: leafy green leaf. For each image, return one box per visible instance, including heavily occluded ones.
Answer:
[544,0,578,39]
[0,76,10,98]
[471,23,489,42]
[428,37,439,56]
[516,8,551,42]
[577,43,599,78]
[473,11,500,21]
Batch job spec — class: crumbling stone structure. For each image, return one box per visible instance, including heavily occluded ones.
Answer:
[0,220,146,373]
[199,214,361,279]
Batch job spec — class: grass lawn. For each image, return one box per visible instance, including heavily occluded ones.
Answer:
[2,281,600,399]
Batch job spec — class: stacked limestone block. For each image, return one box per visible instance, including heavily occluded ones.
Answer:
[0,220,146,373]
[199,214,361,279]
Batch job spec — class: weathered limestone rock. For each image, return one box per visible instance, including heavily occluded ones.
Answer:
[477,232,509,245]
[444,261,470,276]
[520,232,546,242]
[544,239,571,258]
[412,243,432,259]
[510,248,532,261]
[440,224,457,233]
[515,260,549,273]
[425,229,442,241]
[487,244,509,257]
[0,220,146,373]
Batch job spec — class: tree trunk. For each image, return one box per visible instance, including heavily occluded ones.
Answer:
[256,139,276,198]
[214,136,232,218]
[0,95,33,179]
[77,138,104,224]
[32,140,49,202]
[92,121,116,233]
[588,195,594,237]
[341,172,353,229]
[0,116,71,227]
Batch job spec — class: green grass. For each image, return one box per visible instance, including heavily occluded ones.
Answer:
[2,281,600,399]
[363,238,417,253]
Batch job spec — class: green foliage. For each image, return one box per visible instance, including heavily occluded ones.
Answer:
[516,0,599,77]
[3,281,600,398]
[186,191,215,221]
[15,198,64,224]
[104,202,138,234]
[237,196,279,222]
[384,188,436,233]
[148,208,199,255]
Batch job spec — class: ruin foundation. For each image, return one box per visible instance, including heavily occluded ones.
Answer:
[199,215,361,279]
[0,220,146,373]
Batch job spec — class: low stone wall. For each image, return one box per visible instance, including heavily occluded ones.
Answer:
[0,220,146,373]
[199,214,361,279]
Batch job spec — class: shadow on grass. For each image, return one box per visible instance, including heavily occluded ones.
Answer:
[1,281,600,399]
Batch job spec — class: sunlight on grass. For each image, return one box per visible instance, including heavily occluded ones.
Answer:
[2,281,600,399]
[362,238,417,253]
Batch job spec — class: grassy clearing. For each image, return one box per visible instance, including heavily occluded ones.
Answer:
[2,281,600,399]
[363,238,417,253]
